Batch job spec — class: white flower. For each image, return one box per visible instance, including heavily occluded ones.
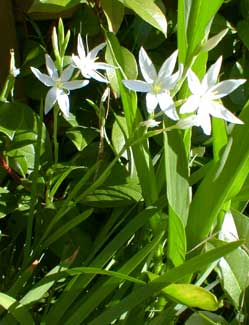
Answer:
[31,54,88,117]
[122,47,182,120]
[72,34,113,83]
[180,57,246,135]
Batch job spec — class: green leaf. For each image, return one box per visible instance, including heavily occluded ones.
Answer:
[237,20,249,51]
[28,0,82,13]
[102,0,124,33]
[0,102,35,140]
[44,207,159,324]
[89,240,242,325]
[163,284,221,311]
[164,129,189,265]
[0,187,17,218]
[64,232,164,325]
[186,100,249,251]
[66,126,98,151]
[106,45,138,97]
[118,0,167,36]
[232,209,249,249]
[148,273,221,311]
[82,184,142,207]
[0,293,34,325]
[186,311,228,325]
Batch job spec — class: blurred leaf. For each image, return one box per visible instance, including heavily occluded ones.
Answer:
[28,0,82,13]
[0,187,17,218]
[237,20,249,50]
[118,0,167,36]
[102,0,124,33]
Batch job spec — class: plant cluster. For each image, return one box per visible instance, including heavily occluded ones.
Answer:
[0,0,249,324]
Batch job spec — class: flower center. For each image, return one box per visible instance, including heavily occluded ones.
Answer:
[55,79,64,89]
[152,81,162,94]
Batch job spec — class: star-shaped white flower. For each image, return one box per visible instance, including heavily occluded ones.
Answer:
[180,57,246,135]
[122,47,182,120]
[31,54,88,117]
[72,34,113,83]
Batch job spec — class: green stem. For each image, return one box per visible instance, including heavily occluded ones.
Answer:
[53,105,59,164]
[22,101,43,269]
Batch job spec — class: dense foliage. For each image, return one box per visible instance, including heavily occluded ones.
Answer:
[0,0,249,324]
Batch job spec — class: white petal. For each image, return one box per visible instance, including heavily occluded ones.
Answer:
[44,87,58,114]
[31,67,54,87]
[93,62,114,71]
[45,54,58,80]
[61,65,74,81]
[157,92,179,120]
[63,80,89,90]
[187,70,202,95]
[208,79,246,99]
[158,50,178,79]
[202,56,222,90]
[206,101,243,124]
[87,69,109,83]
[139,47,157,83]
[72,54,82,69]
[77,34,86,60]
[161,63,184,90]
[197,107,212,135]
[89,43,106,61]
[180,95,200,114]
[57,92,70,117]
[175,115,200,129]
[146,93,158,113]
[123,80,151,92]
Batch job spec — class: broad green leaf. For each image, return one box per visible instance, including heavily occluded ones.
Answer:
[148,273,221,311]
[232,209,249,249]
[112,114,129,159]
[28,0,82,13]
[0,293,34,325]
[20,265,67,305]
[186,100,249,250]
[186,0,224,61]
[186,311,228,325]
[164,129,189,265]
[102,0,124,33]
[66,126,97,151]
[106,45,138,97]
[163,284,221,311]
[0,102,35,140]
[117,0,167,36]
[89,240,242,325]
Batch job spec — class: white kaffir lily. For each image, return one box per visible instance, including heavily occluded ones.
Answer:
[122,47,182,120]
[72,34,113,83]
[31,54,88,117]
[180,56,246,135]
